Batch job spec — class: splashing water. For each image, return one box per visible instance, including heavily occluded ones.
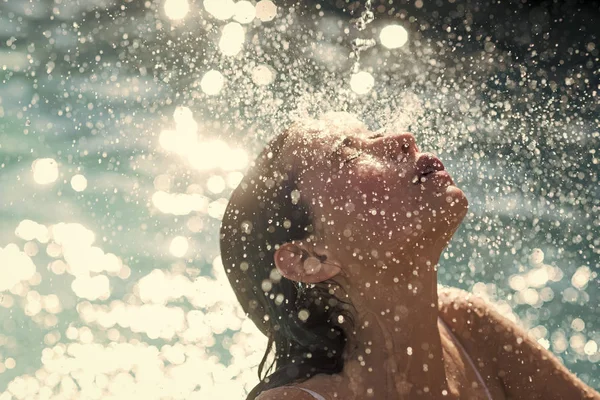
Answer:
[0,0,599,397]
[350,0,374,32]
[350,0,377,74]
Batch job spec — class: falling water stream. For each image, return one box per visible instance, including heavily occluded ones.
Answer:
[350,0,376,74]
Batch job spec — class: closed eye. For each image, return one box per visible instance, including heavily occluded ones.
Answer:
[342,137,354,146]
[343,151,362,163]
[338,136,362,164]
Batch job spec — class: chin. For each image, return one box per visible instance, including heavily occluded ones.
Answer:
[419,183,468,227]
[440,184,469,224]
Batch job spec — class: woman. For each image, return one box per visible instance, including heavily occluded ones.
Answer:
[219,113,599,399]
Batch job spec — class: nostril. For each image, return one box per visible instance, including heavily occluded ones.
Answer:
[401,133,419,155]
[388,142,412,162]
[393,134,417,159]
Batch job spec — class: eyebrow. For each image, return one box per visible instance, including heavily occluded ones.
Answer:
[328,132,382,158]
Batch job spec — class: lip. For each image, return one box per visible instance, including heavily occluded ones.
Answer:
[413,170,455,186]
[414,153,445,184]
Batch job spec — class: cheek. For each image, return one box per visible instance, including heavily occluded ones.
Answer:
[313,166,423,231]
[346,163,395,199]
[329,178,418,231]
[349,166,418,210]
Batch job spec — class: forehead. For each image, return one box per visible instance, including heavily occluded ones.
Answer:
[284,114,371,151]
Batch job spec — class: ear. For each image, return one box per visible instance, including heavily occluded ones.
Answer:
[274,242,341,284]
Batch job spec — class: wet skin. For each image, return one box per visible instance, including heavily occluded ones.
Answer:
[276,115,468,278]
[257,114,600,400]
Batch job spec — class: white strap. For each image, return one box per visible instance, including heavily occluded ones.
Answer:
[279,386,326,400]
[439,318,494,400]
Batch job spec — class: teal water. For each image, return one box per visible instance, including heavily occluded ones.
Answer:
[1,0,598,397]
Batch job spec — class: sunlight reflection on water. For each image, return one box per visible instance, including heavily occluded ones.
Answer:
[0,0,599,397]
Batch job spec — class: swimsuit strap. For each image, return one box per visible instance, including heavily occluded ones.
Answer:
[281,319,494,400]
[279,386,327,400]
[438,317,494,400]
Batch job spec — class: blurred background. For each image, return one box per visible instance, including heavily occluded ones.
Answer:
[0,0,598,397]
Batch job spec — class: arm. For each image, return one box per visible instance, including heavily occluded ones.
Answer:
[438,287,600,400]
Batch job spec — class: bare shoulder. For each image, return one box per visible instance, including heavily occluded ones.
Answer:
[438,286,502,318]
[437,286,510,336]
[437,286,600,399]
[438,285,561,359]
[255,386,322,400]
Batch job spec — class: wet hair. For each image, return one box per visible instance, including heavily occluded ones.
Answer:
[219,129,355,399]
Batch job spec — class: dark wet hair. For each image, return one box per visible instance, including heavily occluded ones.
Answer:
[219,129,355,399]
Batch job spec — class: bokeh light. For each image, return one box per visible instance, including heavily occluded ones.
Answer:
[350,71,375,94]
[255,0,277,22]
[204,0,235,21]
[251,65,274,86]
[233,1,256,24]
[219,22,245,56]
[164,0,189,20]
[379,24,409,49]
[169,236,189,258]
[200,70,225,95]
[70,174,88,192]
[0,244,37,291]
[32,158,58,185]
[1,0,599,397]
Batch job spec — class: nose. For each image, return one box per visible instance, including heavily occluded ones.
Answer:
[367,132,419,161]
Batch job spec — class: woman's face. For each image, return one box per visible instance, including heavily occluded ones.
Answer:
[280,114,468,270]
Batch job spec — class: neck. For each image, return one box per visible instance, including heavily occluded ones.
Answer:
[335,247,449,399]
